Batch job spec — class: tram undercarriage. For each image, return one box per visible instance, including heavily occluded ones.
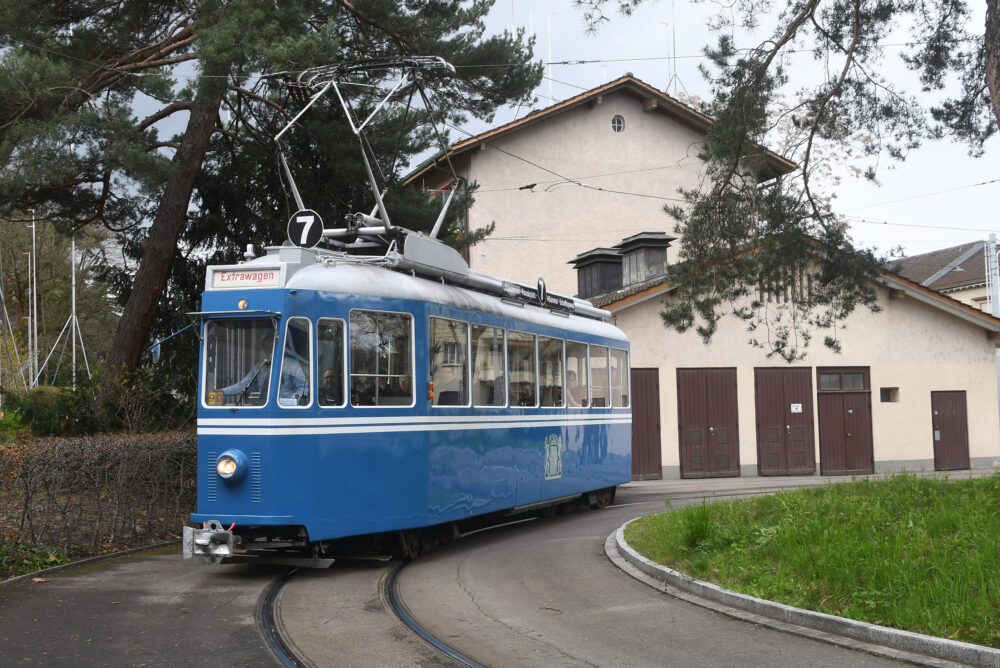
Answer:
[184,486,618,567]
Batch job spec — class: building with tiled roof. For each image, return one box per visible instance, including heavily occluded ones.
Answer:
[405,75,794,296]
[572,234,1000,480]
[892,241,995,313]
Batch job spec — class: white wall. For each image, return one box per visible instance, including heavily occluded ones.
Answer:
[462,91,706,295]
[614,285,1000,475]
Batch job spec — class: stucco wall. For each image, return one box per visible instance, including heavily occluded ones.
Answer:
[614,285,1000,476]
[462,92,706,295]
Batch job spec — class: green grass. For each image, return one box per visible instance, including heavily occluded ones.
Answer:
[625,474,1000,648]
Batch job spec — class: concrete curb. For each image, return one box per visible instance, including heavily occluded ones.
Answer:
[609,519,1000,668]
[0,540,180,589]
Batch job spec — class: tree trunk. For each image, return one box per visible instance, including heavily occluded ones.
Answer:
[988,0,1000,131]
[103,91,222,390]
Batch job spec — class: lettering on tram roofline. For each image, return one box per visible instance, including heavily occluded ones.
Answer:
[212,267,281,289]
[501,280,576,312]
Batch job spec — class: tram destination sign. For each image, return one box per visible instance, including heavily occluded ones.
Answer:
[211,267,282,289]
[501,280,576,312]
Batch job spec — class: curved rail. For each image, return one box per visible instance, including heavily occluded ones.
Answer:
[255,567,307,668]
[384,561,488,668]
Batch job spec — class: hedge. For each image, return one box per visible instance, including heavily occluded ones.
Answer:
[0,431,196,578]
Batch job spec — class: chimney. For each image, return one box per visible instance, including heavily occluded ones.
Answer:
[569,248,622,299]
[614,231,675,287]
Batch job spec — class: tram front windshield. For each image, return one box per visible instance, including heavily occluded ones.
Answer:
[203,318,275,407]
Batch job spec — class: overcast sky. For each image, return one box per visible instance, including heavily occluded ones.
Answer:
[464,0,999,259]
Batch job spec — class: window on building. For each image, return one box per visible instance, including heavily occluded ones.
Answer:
[429,317,468,407]
[611,115,625,133]
[350,310,413,406]
[819,373,840,391]
[880,387,899,403]
[817,367,870,393]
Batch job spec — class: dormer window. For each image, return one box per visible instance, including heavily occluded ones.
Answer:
[611,115,625,133]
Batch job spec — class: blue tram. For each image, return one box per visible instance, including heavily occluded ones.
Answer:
[183,235,632,565]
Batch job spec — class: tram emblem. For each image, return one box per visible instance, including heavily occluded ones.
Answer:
[544,434,563,480]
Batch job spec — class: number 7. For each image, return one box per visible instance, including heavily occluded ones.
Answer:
[296,214,315,244]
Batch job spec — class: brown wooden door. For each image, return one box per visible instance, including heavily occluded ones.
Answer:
[630,368,662,480]
[677,368,740,478]
[931,391,970,470]
[754,368,815,476]
[818,393,874,475]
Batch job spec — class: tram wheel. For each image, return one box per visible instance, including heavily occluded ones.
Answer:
[589,487,615,510]
[395,529,422,560]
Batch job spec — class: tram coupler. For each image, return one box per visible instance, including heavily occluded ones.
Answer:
[183,520,236,565]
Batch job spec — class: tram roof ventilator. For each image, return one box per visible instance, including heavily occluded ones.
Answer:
[238,57,609,322]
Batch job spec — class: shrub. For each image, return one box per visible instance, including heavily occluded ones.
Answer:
[4,384,102,437]
[0,431,196,579]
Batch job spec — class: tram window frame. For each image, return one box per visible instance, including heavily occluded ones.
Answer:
[589,345,610,408]
[316,318,346,408]
[429,316,470,407]
[507,330,538,408]
[277,317,313,408]
[539,336,565,408]
[565,340,589,408]
[471,323,506,407]
[610,347,630,408]
[202,317,275,409]
[349,309,414,408]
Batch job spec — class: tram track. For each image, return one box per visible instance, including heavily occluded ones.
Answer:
[384,560,488,668]
[256,567,307,668]
[256,558,484,668]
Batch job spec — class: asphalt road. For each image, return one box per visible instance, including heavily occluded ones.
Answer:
[0,546,284,666]
[4,475,975,667]
[281,479,911,667]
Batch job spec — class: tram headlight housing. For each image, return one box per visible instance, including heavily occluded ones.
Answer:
[216,449,249,483]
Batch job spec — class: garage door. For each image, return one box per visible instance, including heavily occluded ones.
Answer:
[817,367,873,475]
[754,368,815,475]
[677,368,740,478]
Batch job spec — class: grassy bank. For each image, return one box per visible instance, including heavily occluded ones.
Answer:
[625,474,1000,648]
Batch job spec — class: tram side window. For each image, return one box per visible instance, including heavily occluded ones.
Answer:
[611,348,629,408]
[589,345,610,408]
[350,310,413,406]
[565,341,588,407]
[471,324,505,406]
[429,317,469,406]
[278,317,312,407]
[539,336,564,407]
[317,318,345,407]
[204,318,274,408]
[507,331,537,407]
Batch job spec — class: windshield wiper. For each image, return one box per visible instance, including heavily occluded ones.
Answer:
[235,358,270,406]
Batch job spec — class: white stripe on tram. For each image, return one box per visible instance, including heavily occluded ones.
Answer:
[197,415,631,437]
[197,413,631,428]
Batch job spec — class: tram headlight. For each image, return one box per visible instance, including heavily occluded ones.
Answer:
[216,449,249,483]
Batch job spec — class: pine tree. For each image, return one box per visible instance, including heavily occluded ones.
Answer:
[0,1,542,400]
[578,0,998,358]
